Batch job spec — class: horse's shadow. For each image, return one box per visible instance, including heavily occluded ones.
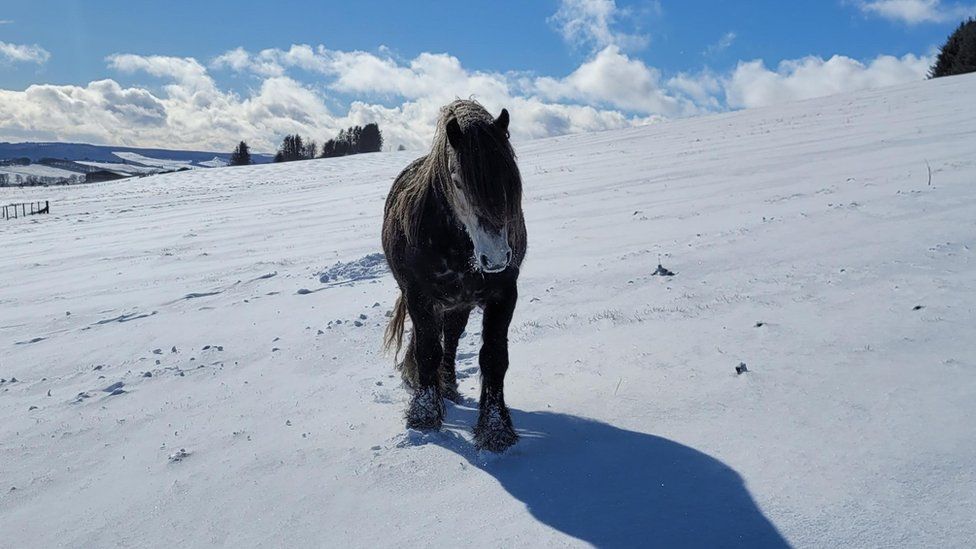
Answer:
[431,405,791,548]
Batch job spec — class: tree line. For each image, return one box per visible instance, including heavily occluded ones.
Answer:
[228,123,384,166]
[930,18,976,79]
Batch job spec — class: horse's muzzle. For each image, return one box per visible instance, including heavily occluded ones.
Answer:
[479,249,512,273]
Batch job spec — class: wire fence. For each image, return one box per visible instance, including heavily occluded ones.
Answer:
[2,201,50,220]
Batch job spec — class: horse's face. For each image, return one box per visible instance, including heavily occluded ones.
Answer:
[444,109,517,273]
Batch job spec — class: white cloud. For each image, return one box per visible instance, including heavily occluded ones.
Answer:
[0,41,50,64]
[0,39,937,153]
[534,45,698,117]
[858,0,975,24]
[0,20,13,25]
[725,53,932,109]
[704,32,737,56]
[0,47,660,152]
[549,0,649,51]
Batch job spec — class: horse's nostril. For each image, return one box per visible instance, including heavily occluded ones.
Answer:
[480,254,490,267]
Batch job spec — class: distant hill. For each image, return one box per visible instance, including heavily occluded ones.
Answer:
[0,141,273,166]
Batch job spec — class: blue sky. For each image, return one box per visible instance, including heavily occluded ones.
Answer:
[0,1,971,151]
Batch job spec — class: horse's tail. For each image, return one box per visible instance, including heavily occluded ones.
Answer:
[383,293,407,358]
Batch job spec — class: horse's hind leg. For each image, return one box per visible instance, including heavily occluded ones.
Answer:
[396,333,419,390]
[440,306,472,403]
[474,286,519,452]
[403,290,444,430]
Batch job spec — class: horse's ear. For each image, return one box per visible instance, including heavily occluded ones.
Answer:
[495,108,510,135]
[446,118,463,150]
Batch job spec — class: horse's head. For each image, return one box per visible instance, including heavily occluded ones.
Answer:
[441,105,522,273]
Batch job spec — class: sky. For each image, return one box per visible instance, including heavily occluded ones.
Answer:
[0,0,971,152]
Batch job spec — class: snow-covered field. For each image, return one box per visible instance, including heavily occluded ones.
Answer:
[112,151,195,170]
[2,74,975,547]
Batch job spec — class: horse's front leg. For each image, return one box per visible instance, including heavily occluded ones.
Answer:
[474,285,519,452]
[404,290,444,430]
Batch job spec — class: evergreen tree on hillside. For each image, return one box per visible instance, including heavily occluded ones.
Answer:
[320,123,383,158]
[229,141,252,166]
[274,134,314,163]
[359,123,383,153]
[930,18,976,78]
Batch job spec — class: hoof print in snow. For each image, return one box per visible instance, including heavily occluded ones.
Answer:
[736,362,749,375]
[755,321,765,327]
[168,448,191,463]
[652,263,676,277]
[142,371,153,378]
[913,305,924,311]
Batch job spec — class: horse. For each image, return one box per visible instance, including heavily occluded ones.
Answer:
[382,99,527,452]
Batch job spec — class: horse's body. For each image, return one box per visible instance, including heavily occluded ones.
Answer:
[382,100,526,452]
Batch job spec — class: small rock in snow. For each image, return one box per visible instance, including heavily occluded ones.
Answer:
[168,448,191,463]
[913,305,924,311]
[736,362,749,375]
[652,263,676,277]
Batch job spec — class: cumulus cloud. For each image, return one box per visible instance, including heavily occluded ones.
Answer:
[0,47,664,151]
[858,0,976,24]
[549,0,649,51]
[0,37,936,152]
[0,41,50,64]
[534,45,697,117]
[724,53,932,109]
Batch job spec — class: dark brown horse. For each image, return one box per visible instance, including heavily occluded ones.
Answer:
[382,100,527,452]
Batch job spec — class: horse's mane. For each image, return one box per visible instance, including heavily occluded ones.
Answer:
[386,100,522,246]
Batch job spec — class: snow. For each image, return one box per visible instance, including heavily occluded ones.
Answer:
[76,161,161,175]
[0,164,81,179]
[112,151,195,170]
[199,156,229,168]
[2,73,976,547]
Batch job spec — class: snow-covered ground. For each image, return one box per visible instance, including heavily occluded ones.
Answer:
[76,161,161,176]
[2,74,975,547]
[112,151,195,170]
[0,164,82,181]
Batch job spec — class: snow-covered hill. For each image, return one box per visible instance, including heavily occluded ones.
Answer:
[2,74,975,547]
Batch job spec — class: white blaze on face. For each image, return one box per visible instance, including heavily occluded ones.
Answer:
[449,168,512,273]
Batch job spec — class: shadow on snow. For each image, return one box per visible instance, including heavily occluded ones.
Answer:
[432,406,790,548]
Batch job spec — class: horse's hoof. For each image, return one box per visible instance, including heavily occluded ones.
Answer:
[474,410,518,452]
[405,386,444,430]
